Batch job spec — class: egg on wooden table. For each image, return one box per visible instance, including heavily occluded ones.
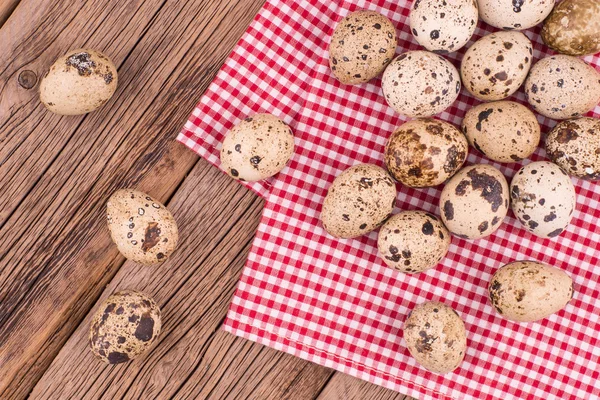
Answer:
[403,301,467,374]
[510,161,576,239]
[321,164,397,239]
[524,55,600,120]
[382,51,461,118]
[384,118,468,187]
[461,31,533,101]
[377,210,450,274]
[39,49,118,115]
[488,261,574,322]
[477,0,555,31]
[89,290,161,364]
[546,117,600,181]
[409,0,479,54]
[106,189,179,265]
[542,0,600,57]
[220,113,295,182]
[328,10,397,85]
[440,164,509,239]
[462,101,540,163]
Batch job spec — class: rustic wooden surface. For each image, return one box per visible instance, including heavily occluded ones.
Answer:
[0,1,412,399]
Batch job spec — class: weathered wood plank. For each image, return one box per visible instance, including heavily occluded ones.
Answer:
[317,373,411,400]
[0,0,265,397]
[0,0,19,27]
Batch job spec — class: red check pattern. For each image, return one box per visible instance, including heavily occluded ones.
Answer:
[177,1,600,398]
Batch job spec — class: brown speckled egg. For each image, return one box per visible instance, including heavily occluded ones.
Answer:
[39,49,118,115]
[384,118,468,187]
[461,31,533,101]
[542,0,600,57]
[409,0,478,54]
[378,211,450,274]
[321,164,397,239]
[546,117,600,181]
[462,101,540,163]
[403,301,467,374]
[382,51,461,118]
[328,10,397,85]
[477,0,555,30]
[107,189,179,265]
[510,161,576,239]
[440,164,509,239]
[220,114,294,182]
[488,261,573,322]
[89,290,161,364]
[524,55,600,120]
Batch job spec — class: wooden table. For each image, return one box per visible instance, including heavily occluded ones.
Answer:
[0,1,414,399]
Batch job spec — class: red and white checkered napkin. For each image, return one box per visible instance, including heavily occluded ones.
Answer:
[178,0,600,398]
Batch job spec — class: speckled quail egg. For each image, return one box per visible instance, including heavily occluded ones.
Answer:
[321,164,397,239]
[107,189,179,265]
[440,164,509,239]
[39,49,118,115]
[524,55,600,120]
[403,301,467,374]
[461,31,533,101]
[488,261,573,322]
[382,51,461,118]
[477,0,555,30]
[378,211,450,273]
[546,117,600,181]
[542,0,600,57]
[220,114,295,181]
[462,101,540,162]
[409,0,479,54]
[89,290,161,364]
[384,118,468,187]
[510,162,576,239]
[329,10,397,85]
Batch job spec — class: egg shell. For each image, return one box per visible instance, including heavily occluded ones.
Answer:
[510,161,576,238]
[461,31,533,101]
[39,49,118,115]
[384,118,468,187]
[220,113,295,182]
[106,189,179,265]
[328,10,397,85]
[477,0,555,30]
[403,301,467,374]
[488,261,573,322]
[524,55,600,120]
[440,164,509,239]
[409,0,478,54]
[378,211,450,273]
[546,117,600,181]
[382,51,461,118]
[89,290,161,364]
[461,101,540,163]
[542,0,600,57]
[321,164,397,239]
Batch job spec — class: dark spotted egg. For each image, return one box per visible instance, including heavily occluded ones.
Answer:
[546,117,600,181]
[461,31,532,101]
[328,10,397,85]
[377,210,450,274]
[510,161,576,239]
[403,301,467,374]
[89,290,161,364]
[488,261,573,322]
[321,164,397,239]
[439,164,509,239]
[220,113,294,182]
[107,189,179,265]
[409,0,478,54]
[477,0,555,31]
[384,118,468,187]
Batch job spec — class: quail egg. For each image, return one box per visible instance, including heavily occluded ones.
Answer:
[477,0,555,30]
[542,0,600,57]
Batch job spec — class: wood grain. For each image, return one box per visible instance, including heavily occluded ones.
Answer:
[317,373,409,400]
[0,0,19,27]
